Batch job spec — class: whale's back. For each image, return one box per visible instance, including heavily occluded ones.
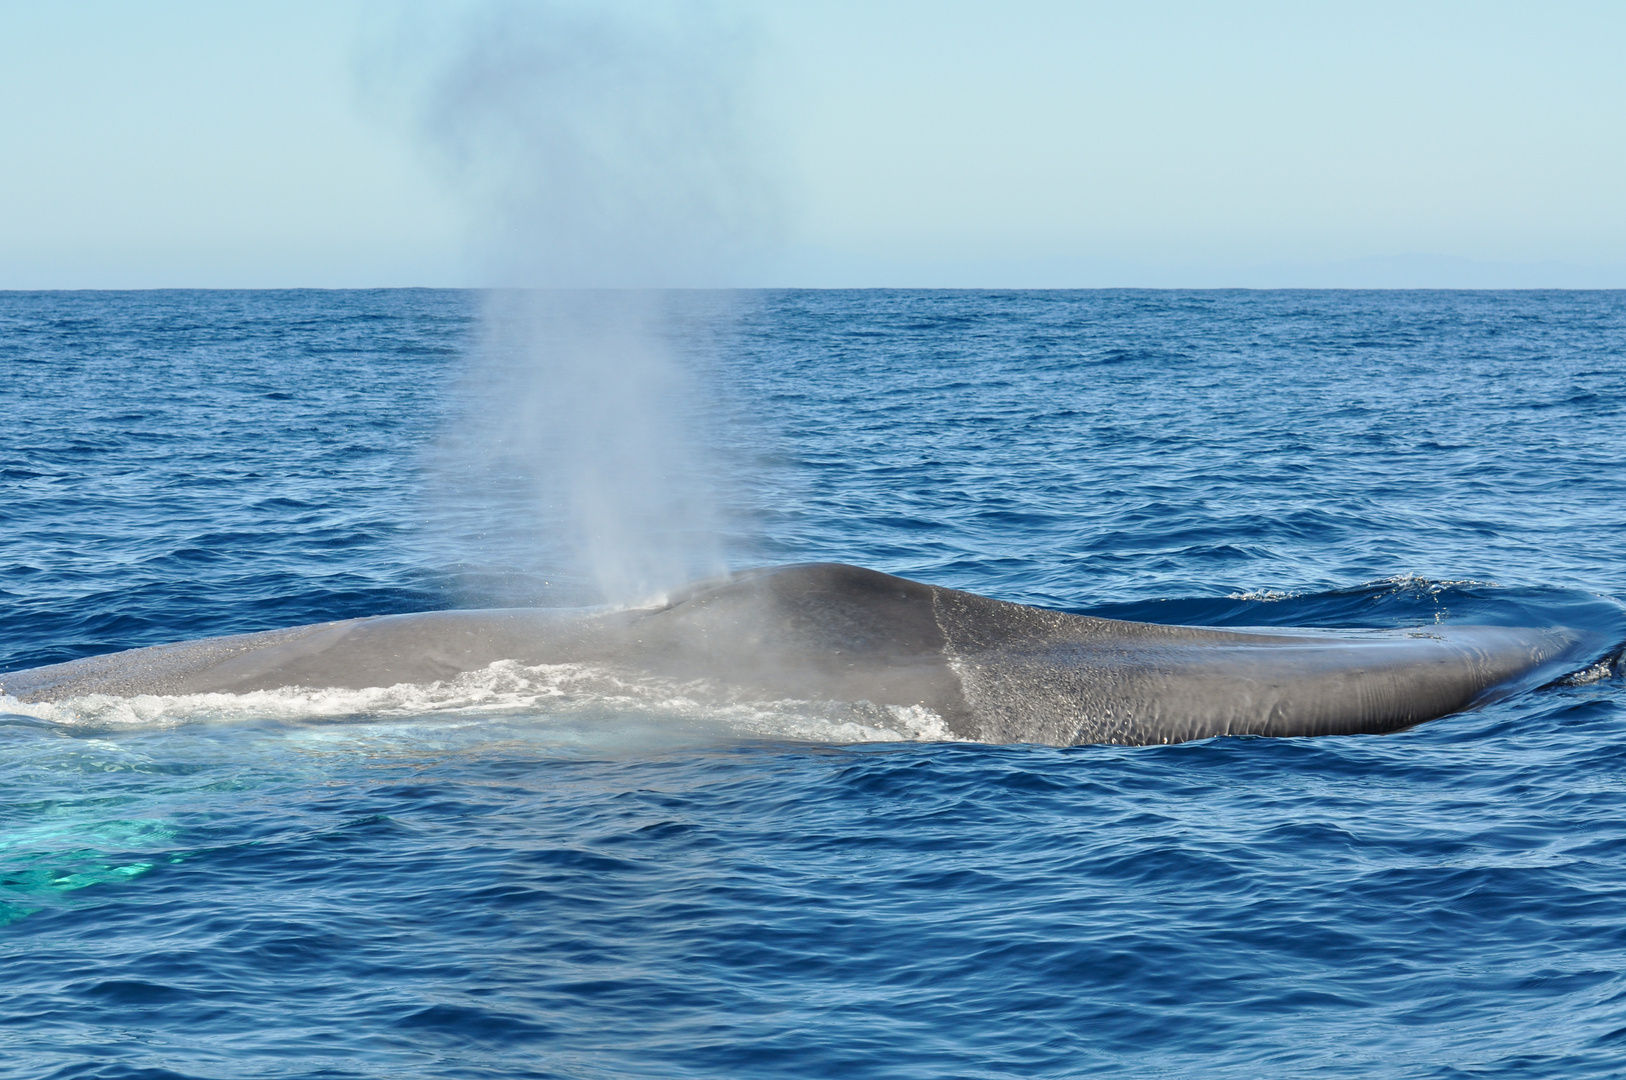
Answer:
[1,563,1605,745]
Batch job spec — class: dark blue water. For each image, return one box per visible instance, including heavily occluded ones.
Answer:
[3,289,1626,1078]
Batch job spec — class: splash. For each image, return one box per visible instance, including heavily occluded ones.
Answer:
[0,662,957,746]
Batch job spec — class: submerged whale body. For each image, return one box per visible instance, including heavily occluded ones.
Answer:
[1,563,1606,745]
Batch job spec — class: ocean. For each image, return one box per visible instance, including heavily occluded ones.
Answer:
[2,288,1624,1078]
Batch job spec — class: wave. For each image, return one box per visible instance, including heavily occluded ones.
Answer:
[1090,577,1626,640]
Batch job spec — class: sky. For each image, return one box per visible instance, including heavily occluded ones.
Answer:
[1,0,1623,289]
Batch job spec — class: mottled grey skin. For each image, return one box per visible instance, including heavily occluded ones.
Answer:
[1,563,1601,745]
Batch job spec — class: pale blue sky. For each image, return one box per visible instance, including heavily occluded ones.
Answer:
[2,1,1623,288]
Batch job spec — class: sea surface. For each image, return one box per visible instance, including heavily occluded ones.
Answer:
[2,289,1625,1078]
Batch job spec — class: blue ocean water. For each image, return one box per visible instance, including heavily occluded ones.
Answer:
[2,289,1625,1078]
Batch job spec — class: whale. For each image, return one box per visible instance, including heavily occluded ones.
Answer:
[0,563,1608,745]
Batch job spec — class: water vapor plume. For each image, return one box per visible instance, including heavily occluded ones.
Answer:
[438,289,733,607]
[393,1,778,606]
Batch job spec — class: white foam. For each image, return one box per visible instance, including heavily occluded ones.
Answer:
[0,660,960,746]
[1558,657,1618,686]
[1226,588,1296,602]
[1374,573,1500,594]
[1228,575,1502,603]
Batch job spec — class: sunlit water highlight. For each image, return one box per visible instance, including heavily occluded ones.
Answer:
[2,290,1625,1078]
